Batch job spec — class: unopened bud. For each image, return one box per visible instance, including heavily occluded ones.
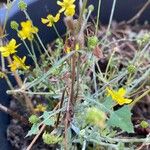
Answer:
[88,36,98,49]
[10,21,19,30]
[29,115,39,124]
[127,65,136,74]
[140,120,149,129]
[18,0,27,11]
[88,5,94,12]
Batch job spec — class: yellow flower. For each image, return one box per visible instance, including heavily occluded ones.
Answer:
[65,46,71,53]
[41,13,60,27]
[34,104,47,112]
[0,39,19,57]
[64,43,79,53]
[8,55,29,71]
[57,0,75,17]
[75,43,80,50]
[106,87,132,105]
[18,20,38,41]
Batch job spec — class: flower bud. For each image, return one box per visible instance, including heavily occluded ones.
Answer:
[29,115,39,124]
[18,0,27,11]
[88,5,94,12]
[140,120,149,129]
[137,33,150,47]
[10,21,19,30]
[127,65,136,74]
[88,36,98,49]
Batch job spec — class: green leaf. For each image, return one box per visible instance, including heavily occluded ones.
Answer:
[102,96,116,110]
[107,105,134,133]
[26,123,40,137]
[42,111,55,126]
[43,117,55,126]
[43,111,50,119]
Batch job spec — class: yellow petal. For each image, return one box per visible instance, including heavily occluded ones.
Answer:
[9,39,16,46]
[106,87,114,97]
[57,1,63,6]
[47,14,53,19]
[65,7,75,16]
[118,88,126,97]
[2,51,10,57]
[47,22,53,27]
[32,27,38,33]
[18,30,26,39]
[54,13,60,22]
[41,18,49,24]
[124,98,132,104]
[21,20,32,28]
[21,21,31,28]
[59,8,65,13]
[0,47,6,52]
[9,39,20,49]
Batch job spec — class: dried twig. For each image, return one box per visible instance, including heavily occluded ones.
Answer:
[64,54,76,150]
[127,1,150,24]
[0,103,29,125]
[55,88,66,128]
[26,124,46,150]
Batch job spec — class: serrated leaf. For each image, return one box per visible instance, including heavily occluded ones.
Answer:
[43,111,50,119]
[26,123,40,137]
[42,111,55,126]
[107,105,134,133]
[43,117,55,126]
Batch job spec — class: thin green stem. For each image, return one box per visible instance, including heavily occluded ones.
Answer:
[130,88,150,108]
[127,68,150,93]
[82,140,87,150]
[101,0,117,44]
[104,49,116,79]
[78,0,88,31]
[30,41,41,70]
[106,0,117,36]
[95,0,102,35]
[22,40,37,66]
[30,41,37,63]
[53,24,61,40]
[33,39,42,55]
[5,75,14,90]
[2,0,12,33]
[0,40,6,71]
[80,9,92,34]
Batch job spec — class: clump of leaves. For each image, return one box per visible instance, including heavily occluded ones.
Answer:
[42,132,63,145]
